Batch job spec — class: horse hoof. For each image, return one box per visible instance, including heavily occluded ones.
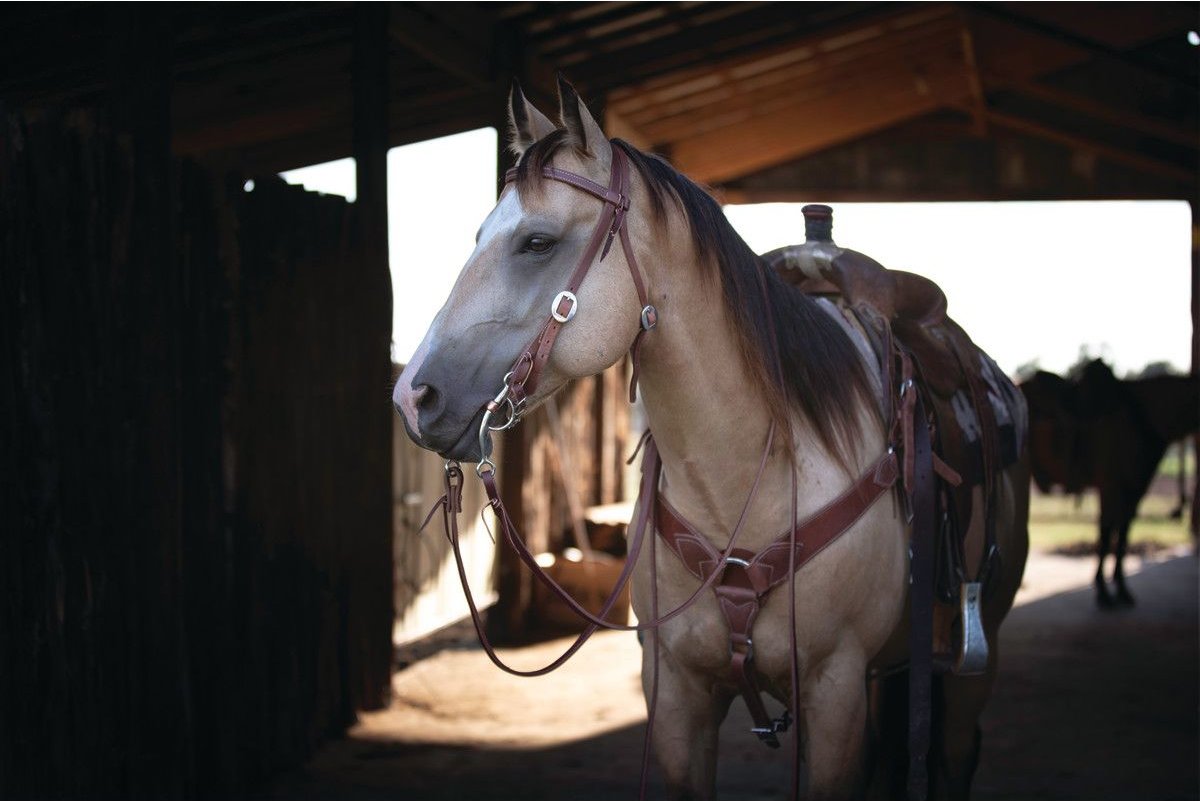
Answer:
[1094,586,1116,609]
[1115,588,1136,607]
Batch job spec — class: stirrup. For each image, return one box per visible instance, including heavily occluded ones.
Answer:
[954,581,989,675]
[752,710,792,749]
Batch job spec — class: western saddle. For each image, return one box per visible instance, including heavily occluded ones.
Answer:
[762,204,1020,675]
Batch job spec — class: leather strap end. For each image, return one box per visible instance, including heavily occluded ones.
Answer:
[932,453,962,487]
[418,495,447,535]
[874,450,900,487]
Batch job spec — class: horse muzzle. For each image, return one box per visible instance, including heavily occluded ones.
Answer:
[393,366,492,462]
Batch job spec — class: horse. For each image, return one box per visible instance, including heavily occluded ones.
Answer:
[1021,360,1198,607]
[393,78,1029,800]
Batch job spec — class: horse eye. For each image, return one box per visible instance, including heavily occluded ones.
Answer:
[522,236,556,254]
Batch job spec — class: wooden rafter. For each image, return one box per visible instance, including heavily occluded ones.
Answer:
[996,77,1200,150]
[958,7,988,136]
[607,4,953,112]
[977,107,1196,183]
[621,15,964,141]
[973,2,1200,92]
[388,3,492,90]
[671,57,975,184]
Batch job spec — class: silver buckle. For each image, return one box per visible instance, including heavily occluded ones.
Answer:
[551,290,578,323]
[640,304,658,331]
[751,710,791,748]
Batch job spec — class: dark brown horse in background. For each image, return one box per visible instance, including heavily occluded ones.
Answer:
[1021,360,1198,607]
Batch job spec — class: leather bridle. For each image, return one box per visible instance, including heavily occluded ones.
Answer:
[476,144,657,476]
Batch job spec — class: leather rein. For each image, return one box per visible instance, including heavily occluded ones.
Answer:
[423,141,937,801]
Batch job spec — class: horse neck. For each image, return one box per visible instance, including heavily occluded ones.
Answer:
[634,230,830,545]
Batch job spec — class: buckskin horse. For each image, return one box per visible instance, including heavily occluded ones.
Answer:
[1021,360,1198,607]
[394,80,1029,800]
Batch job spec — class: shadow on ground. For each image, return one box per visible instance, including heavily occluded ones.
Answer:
[262,554,1197,801]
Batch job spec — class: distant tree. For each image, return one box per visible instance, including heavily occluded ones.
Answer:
[1014,359,1041,383]
[1129,361,1179,380]
[1065,345,1118,382]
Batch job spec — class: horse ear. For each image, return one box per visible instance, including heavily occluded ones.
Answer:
[508,80,556,159]
[557,75,611,172]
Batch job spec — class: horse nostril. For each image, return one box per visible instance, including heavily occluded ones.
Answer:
[394,381,437,429]
[411,384,429,407]
[414,383,446,420]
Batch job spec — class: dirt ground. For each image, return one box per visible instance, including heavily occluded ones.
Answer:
[265,547,1198,801]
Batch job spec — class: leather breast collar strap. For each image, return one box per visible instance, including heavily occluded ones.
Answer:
[654,447,900,747]
[497,145,657,424]
[649,345,938,799]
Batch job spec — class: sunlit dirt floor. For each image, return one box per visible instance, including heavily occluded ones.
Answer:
[264,547,1198,801]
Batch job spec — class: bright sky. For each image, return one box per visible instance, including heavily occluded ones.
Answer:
[281,129,1193,378]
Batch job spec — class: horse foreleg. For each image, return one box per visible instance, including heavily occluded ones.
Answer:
[1113,519,1136,606]
[1094,505,1116,608]
[936,661,998,801]
[802,649,869,800]
[642,643,731,801]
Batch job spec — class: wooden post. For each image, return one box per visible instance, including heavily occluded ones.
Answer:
[106,7,192,797]
[1190,201,1199,540]
[490,92,533,640]
[352,1,395,710]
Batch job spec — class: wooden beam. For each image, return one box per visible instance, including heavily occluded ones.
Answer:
[350,1,394,713]
[626,20,964,144]
[607,4,955,112]
[996,77,1200,150]
[959,7,988,137]
[577,1,907,94]
[669,52,974,184]
[388,2,491,89]
[973,3,1200,93]
[617,11,961,123]
[720,186,1197,204]
[978,107,1195,183]
[603,107,653,151]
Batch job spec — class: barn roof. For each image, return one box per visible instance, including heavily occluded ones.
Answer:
[3,2,1196,200]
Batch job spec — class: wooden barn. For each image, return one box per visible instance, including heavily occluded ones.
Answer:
[2,3,1196,799]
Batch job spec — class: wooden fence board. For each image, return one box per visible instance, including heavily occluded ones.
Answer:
[1,109,393,799]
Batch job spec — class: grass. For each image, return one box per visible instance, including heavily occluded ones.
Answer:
[1156,442,1196,479]
[1027,480,1194,555]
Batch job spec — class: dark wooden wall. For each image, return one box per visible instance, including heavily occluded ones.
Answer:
[1,108,392,799]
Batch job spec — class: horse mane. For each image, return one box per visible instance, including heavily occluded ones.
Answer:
[514,133,881,461]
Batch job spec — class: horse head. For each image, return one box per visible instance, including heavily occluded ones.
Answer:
[393,78,650,462]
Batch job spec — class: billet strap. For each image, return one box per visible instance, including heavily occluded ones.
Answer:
[907,391,935,801]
